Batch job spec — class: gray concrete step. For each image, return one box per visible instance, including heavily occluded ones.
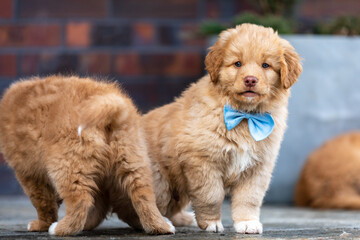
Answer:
[0,196,359,239]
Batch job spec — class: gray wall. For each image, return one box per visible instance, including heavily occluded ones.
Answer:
[266,36,360,203]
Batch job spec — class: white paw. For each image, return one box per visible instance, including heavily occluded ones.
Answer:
[27,222,31,231]
[234,220,263,234]
[205,220,224,233]
[48,222,58,235]
[163,217,175,234]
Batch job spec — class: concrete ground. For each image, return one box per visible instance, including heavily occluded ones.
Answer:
[0,196,360,239]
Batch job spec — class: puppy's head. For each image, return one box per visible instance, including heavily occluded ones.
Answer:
[205,23,302,111]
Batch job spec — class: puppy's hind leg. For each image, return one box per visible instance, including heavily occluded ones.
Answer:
[47,157,96,236]
[83,192,110,231]
[16,173,59,232]
[112,195,143,230]
[117,159,175,234]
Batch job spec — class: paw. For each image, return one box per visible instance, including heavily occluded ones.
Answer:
[48,220,83,236]
[163,217,176,234]
[170,211,196,227]
[205,220,224,233]
[48,222,58,235]
[142,216,175,235]
[27,220,50,232]
[234,220,262,234]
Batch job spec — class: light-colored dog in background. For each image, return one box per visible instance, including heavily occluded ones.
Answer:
[296,132,360,209]
[138,24,302,234]
[0,76,175,236]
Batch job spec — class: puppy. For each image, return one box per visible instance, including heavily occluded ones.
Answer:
[295,132,360,209]
[0,76,174,236]
[137,24,302,234]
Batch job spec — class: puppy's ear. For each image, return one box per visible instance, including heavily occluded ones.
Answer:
[280,39,302,89]
[205,40,224,83]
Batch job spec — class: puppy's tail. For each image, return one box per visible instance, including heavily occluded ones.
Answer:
[77,93,129,136]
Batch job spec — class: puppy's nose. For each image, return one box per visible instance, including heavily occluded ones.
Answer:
[244,76,258,88]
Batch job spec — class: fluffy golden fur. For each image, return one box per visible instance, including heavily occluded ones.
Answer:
[0,76,174,236]
[295,132,360,209]
[136,24,302,234]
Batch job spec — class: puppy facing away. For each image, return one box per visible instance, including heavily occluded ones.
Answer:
[135,24,302,234]
[0,76,174,236]
[295,132,360,209]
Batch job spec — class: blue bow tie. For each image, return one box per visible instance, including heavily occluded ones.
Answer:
[223,103,275,141]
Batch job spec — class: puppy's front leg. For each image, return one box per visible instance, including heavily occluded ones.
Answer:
[183,160,225,232]
[230,160,274,234]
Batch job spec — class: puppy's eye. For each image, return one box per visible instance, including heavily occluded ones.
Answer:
[262,63,270,69]
[234,61,242,67]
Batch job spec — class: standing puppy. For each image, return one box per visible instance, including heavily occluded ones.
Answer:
[0,76,174,236]
[141,24,302,234]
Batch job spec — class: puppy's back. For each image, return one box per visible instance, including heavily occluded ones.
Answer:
[0,76,126,167]
[295,132,360,209]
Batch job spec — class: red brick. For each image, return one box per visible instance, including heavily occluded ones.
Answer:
[79,53,111,74]
[179,24,206,47]
[165,53,203,77]
[139,53,203,77]
[0,0,13,19]
[18,0,107,18]
[138,54,173,75]
[133,23,155,46]
[21,54,39,75]
[114,54,140,76]
[66,23,91,47]
[0,24,61,47]
[300,0,360,19]
[0,55,16,77]
[113,0,198,19]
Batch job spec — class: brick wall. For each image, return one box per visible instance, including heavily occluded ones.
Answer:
[0,0,230,112]
[1,0,358,107]
[0,0,358,195]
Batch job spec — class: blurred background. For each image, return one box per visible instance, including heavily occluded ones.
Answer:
[0,0,359,204]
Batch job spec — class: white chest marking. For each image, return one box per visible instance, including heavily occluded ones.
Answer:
[224,146,256,178]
